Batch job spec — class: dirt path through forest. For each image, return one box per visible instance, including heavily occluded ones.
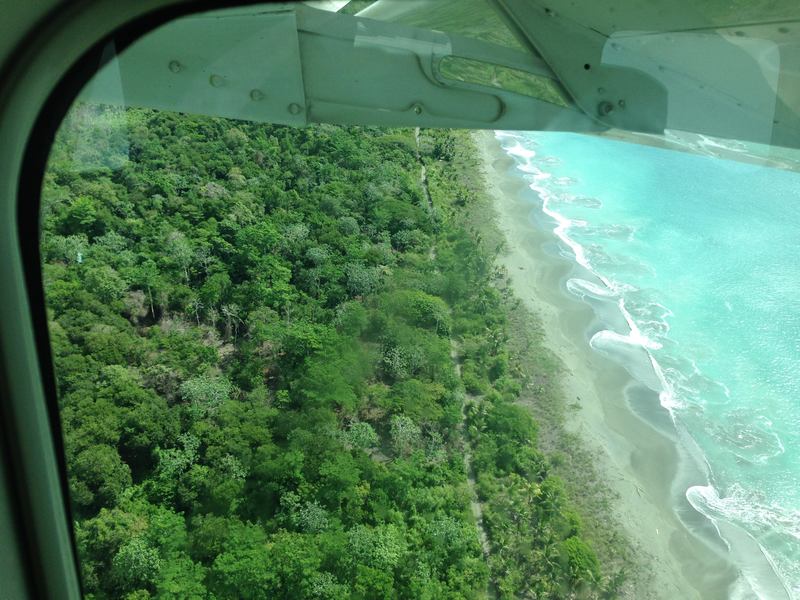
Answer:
[415,128,496,599]
[450,343,495,583]
[414,127,434,212]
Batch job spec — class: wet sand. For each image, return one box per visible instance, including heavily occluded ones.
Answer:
[473,130,742,599]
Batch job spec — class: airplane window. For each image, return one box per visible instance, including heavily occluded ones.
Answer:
[438,56,568,106]
[354,0,528,52]
[36,2,799,600]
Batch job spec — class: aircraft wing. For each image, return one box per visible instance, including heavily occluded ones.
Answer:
[80,0,800,149]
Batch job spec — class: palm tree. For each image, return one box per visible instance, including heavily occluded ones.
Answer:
[221,303,242,339]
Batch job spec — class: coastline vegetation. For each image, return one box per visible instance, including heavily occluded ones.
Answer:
[41,107,630,598]
[422,130,647,598]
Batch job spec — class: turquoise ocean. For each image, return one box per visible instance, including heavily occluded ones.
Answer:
[496,131,800,599]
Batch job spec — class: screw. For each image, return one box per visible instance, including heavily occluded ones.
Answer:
[288,103,303,115]
[209,74,225,87]
[413,104,422,115]
[168,60,182,73]
[597,101,614,116]
[618,99,626,108]
[250,89,265,101]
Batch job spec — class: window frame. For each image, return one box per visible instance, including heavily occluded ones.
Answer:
[0,1,282,596]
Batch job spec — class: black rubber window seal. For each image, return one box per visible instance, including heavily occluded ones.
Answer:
[13,0,283,595]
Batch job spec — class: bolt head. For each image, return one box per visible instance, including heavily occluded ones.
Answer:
[597,101,614,116]
[250,89,265,101]
[209,74,225,87]
[288,103,303,115]
[168,60,182,73]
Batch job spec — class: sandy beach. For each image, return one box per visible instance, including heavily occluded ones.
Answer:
[472,130,742,599]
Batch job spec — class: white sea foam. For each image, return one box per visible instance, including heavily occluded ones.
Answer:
[589,329,665,392]
[708,411,786,464]
[661,359,732,408]
[505,141,537,161]
[621,296,673,339]
[697,134,748,154]
[497,131,735,417]
[689,484,800,541]
[688,484,799,599]
[663,130,749,158]
[581,222,636,240]
[553,175,576,186]
[580,244,655,277]
[552,192,603,211]
[494,129,797,598]
[516,163,537,175]
[565,277,618,300]
[499,132,678,410]
[495,130,524,142]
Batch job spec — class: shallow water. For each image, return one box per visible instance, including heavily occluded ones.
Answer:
[496,130,800,599]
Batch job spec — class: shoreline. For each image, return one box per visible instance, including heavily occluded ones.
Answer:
[472,130,742,599]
